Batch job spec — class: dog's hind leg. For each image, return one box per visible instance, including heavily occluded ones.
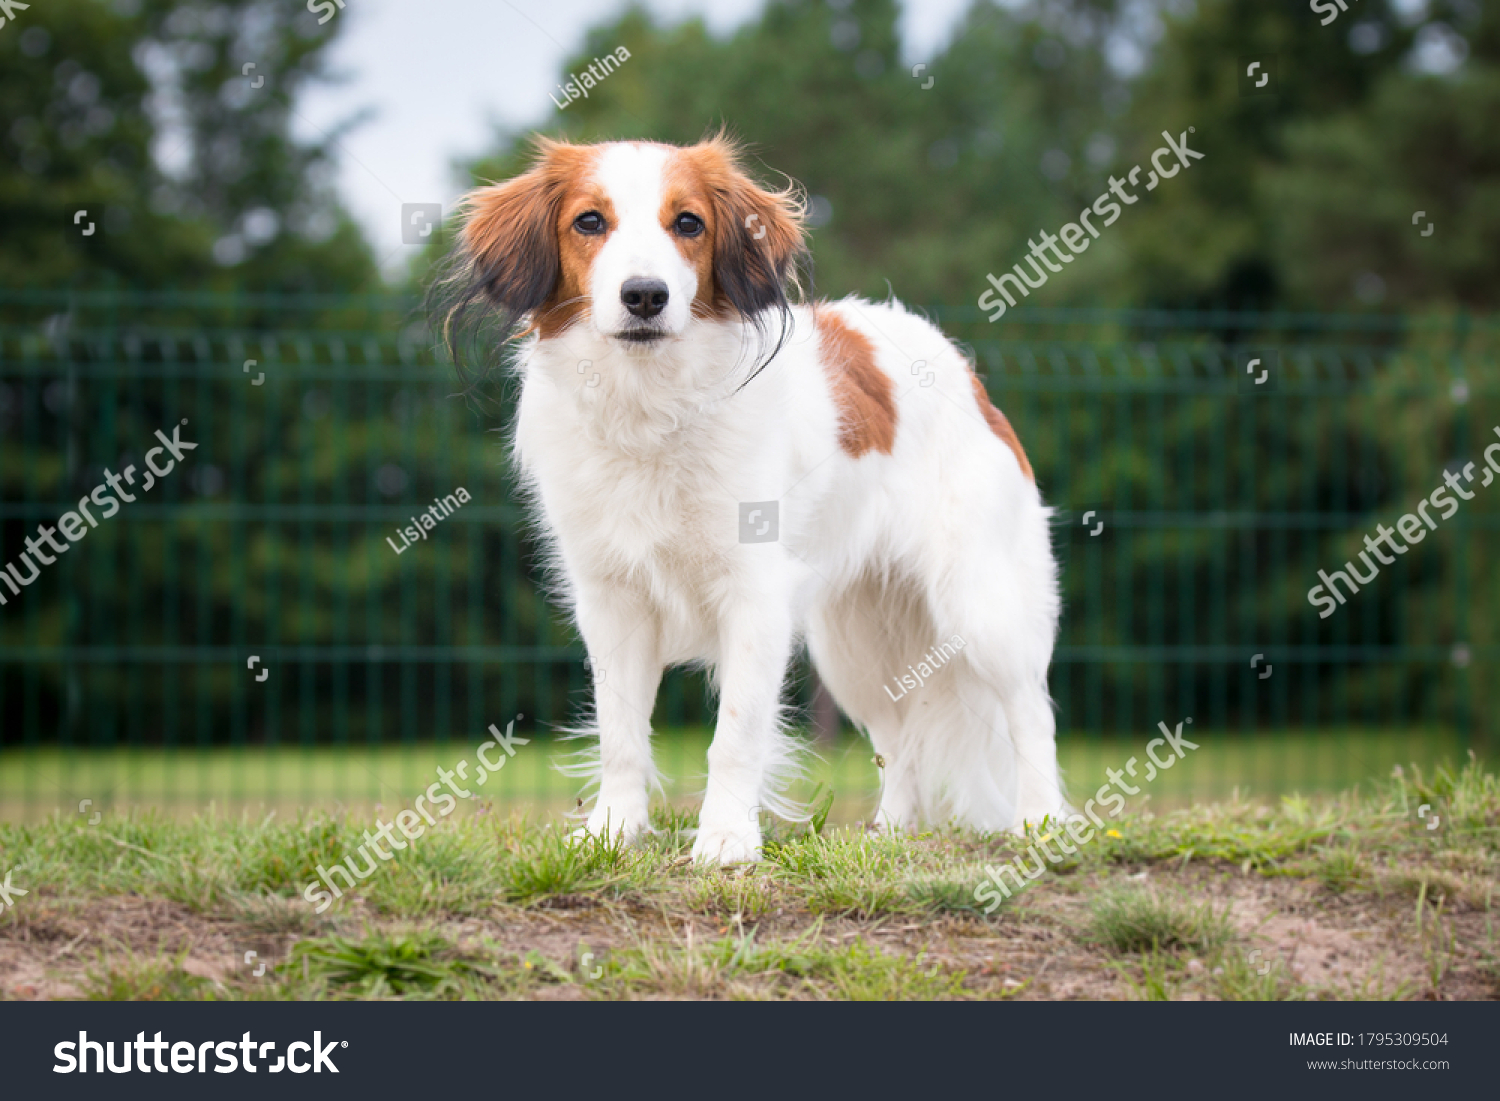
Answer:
[997,672,1065,827]
[913,507,1065,832]
[807,570,928,831]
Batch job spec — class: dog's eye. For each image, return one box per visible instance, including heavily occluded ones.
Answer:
[673,213,705,238]
[573,211,606,235]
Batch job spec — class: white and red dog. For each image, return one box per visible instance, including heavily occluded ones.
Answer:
[438,135,1063,863]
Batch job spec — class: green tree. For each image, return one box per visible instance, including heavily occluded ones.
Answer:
[1118,0,1500,311]
[441,0,1128,307]
[1265,59,1500,310]
[0,0,376,295]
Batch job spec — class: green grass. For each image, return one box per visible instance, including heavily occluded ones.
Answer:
[287,932,500,999]
[2,753,1494,1001]
[1314,846,1369,893]
[1086,887,1234,954]
[500,824,648,905]
[593,929,966,1000]
[0,725,1477,822]
[86,952,222,1002]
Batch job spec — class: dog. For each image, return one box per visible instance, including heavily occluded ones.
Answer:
[435,135,1063,863]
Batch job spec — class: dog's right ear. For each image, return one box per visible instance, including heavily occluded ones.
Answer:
[433,140,589,399]
[456,144,572,316]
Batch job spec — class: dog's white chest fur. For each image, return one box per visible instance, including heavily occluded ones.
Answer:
[514,335,792,658]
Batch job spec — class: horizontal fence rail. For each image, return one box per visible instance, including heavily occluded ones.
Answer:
[1,291,1495,816]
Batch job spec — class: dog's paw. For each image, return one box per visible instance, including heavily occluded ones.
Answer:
[872,804,915,834]
[571,803,649,847]
[690,820,762,865]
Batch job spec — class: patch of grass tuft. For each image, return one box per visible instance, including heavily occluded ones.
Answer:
[288,931,495,999]
[1211,948,1311,1001]
[1314,846,1367,894]
[905,874,991,916]
[231,891,329,936]
[600,929,967,1000]
[1086,887,1233,955]
[823,940,967,1000]
[766,830,918,917]
[501,826,646,904]
[86,952,221,1001]
[686,869,776,919]
[1109,944,1183,1000]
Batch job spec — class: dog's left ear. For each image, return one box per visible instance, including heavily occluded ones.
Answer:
[698,138,806,317]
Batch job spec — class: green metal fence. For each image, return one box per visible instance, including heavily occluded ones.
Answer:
[1,291,1495,820]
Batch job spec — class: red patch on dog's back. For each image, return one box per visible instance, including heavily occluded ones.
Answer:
[969,369,1034,481]
[816,306,896,458]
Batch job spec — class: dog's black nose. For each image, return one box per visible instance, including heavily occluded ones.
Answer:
[621,278,669,320]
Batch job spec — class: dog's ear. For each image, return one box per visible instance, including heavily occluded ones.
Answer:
[432,139,592,400]
[697,137,806,318]
[457,139,579,315]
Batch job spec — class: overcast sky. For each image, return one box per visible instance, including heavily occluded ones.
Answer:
[294,0,977,276]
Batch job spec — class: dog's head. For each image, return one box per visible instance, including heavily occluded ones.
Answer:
[435,135,806,387]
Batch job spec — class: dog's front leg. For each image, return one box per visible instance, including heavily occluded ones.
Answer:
[574,586,660,844]
[692,602,794,864]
